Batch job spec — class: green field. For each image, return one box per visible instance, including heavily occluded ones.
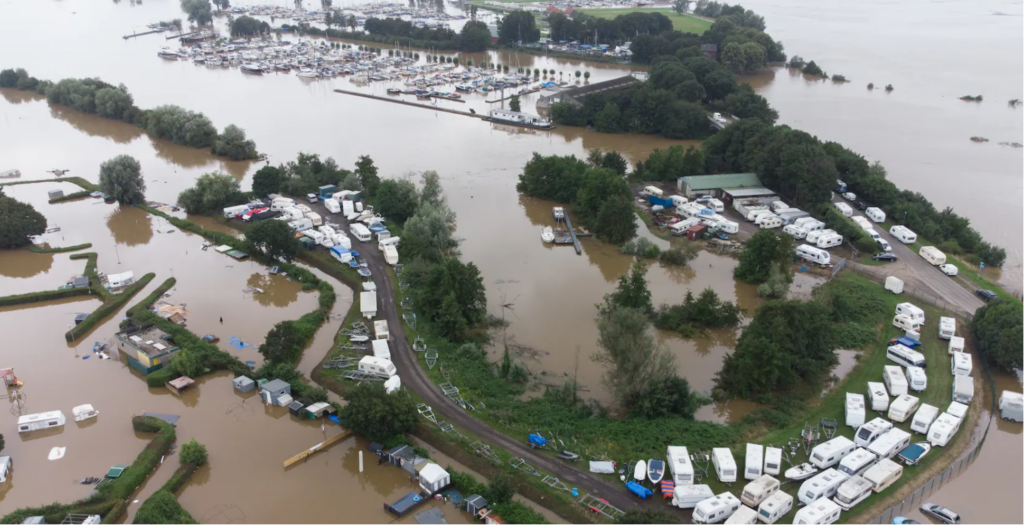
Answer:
[578,8,712,35]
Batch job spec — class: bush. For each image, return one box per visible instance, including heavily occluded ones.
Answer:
[177,172,245,215]
[658,244,699,266]
[132,491,196,524]
[0,195,47,249]
[620,237,661,259]
[0,287,92,307]
[100,417,175,501]
[970,299,1023,373]
[179,438,208,466]
[211,124,258,160]
[146,105,218,148]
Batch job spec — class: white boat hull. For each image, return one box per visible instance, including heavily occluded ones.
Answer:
[784,463,818,481]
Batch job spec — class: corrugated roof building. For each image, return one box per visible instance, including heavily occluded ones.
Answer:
[678,173,765,198]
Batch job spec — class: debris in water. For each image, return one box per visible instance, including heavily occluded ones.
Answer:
[48,447,66,460]
[970,136,990,142]
[998,142,1023,148]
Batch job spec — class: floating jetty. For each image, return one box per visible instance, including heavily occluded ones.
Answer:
[334,89,483,119]
[282,430,352,468]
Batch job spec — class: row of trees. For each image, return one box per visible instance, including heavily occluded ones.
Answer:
[250,153,377,200]
[230,15,271,37]
[548,11,676,45]
[970,299,1023,373]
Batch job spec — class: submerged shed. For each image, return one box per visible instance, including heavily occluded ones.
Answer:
[232,375,255,393]
[417,462,451,494]
[465,494,489,516]
[166,376,195,396]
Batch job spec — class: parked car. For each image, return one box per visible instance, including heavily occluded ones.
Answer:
[938,264,958,276]
[891,518,921,525]
[856,201,869,210]
[975,289,998,301]
[877,239,893,252]
[873,252,898,262]
[306,193,318,203]
[918,503,960,524]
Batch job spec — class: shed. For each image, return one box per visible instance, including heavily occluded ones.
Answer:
[303,402,337,419]
[106,464,129,479]
[166,376,194,396]
[288,400,306,416]
[232,375,255,393]
[465,494,489,516]
[71,276,90,288]
[48,189,64,199]
[417,462,451,494]
[678,173,763,198]
[384,444,421,472]
[260,379,292,405]
[74,313,89,325]
[686,225,707,241]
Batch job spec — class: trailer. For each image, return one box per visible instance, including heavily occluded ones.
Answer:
[833,202,853,217]
[724,506,758,524]
[324,199,341,214]
[865,207,886,223]
[883,366,909,397]
[855,418,893,448]
[888,394,920,423]
[756,491,793,524]
[866,383,889,413]
[672,484,714,509]
[712,448,737,483]
[911,404,940,434]
[744,444,763,480]
[383,244,399,266]
[809,436,855,469]
[692,492,741,524]
[889,225,917,244]
[667,446,694,485]
[952,375,974,404]
[947,336,965,355]
[371,339,391,361]
[999,391,1023,422]
[797,469,848,505]
[358,356,396,378]
[884,276,904,294]
[927,413,961,447]
[845,393,866,428]
[866,428,911,460]
[360,291,377,319]
[834,475,873,510]
[938,317,956,340]
[764,447,783,476]
[739,474,779,507]
[919,246,946,266]
[17,410,66,433]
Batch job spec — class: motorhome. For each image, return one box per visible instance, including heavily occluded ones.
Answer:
[357,356,397,378]
[895,303,926,326]
[952,375,974,404]
[672,218,702,235]
[713,448,738,483]
[888,394,920,423]
[889,225,917,244]
[725,506,759,525]
[946,402,968,421]
[796,245,831,265]
[865,207,886,223]
[763,447,782,476]
[383,244,399,266]
[833,475,873,510]
[793,497,841,525]
[815,233,843,249]
[360,291,377,319]
[999,391,1024,422]
[846,393,866,428]
[745,444,764,480]
[905,367,927,392]
[947,336,965,355]
[938,317,956,340]
[371,339,391,361]
[838,448,878,477]
[223,205,250,218]
[866,428,911,460]
[806,229,836,244]
[911,404,940,434]
[756,491,793,524]
[707,198,725,212]
[740,475,779,507]
[810,436,856,469]
[783,224,807,239]
[884,276,904,294]
[324,199,341,214]
[667,446,694,485]
[798,469,849,505]
[854,418,893,447]
[892,315,921,334]
[887,344,926,369]
[833,202,853,217]
[672,484,714,509]
[927,413,961,447]
[350,223,372,242]
[692,493,742,524]
[17,410,66,433]
[883,367,908,397]
[919,246,946,266]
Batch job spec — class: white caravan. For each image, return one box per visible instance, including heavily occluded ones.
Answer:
[951,353,972,376]
[865,207,886,222]
[911,404,940,434]
[946,402,969,420]
[667,446,694,486]
[889,225,917,244]
[793,497,841,525]
[672,484,714,509]
[806,229,836,244]
[905,367,927,392]
[866,428,911,460]
[833,202,853,217]
[783,224,808,239]
[357,356,397,378]
[895,303,926,325]
[17,410,66,433]
[892,314,921,334]
[816,233,843,249]
[763,447,783,476]
[745,444,764,480]
[919,246,946,266]
[888,394,920,423]
[947,336,965,355]
[725,506,759,525]
[863,458,903,493]
[833,475,873,510]
[796,244,830,265]
[854,418,893,447]
[952,375,974,404]
[838,448,878,477]
[756,491,793,524]
[846,393,866,428]
[798,469,849,505]
[810,436,856,469]
[713,448,738,483]
[740,475,779,507]
[885,276,904,294]
[938,317,956,340]
[866,383,890,413]
[692,493,742,524]
[999,391,1024,422]
[887,344,926,369]
[883,365,909,396]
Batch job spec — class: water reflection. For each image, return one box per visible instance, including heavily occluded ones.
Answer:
[149,136,222,170]
[49,104,143,144]
[248,272,300,308]
[106,205,153,246]
[0,87,43,104]
[0,250,54,279]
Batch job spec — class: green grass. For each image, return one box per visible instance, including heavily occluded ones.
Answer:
[126,277,176,318]
[0,286,93,307]
[578,8,712,34]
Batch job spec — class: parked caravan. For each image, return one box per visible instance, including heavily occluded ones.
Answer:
[863,458,902,494]
[763,447,782,476]
[833,476,873,510]
[865,207,886,223]
[855,418,893,447]
[794,497,842,525]
[892,315,921,334]
[866,384,890,414]
[794,217,825,231]
[815,233,843,249]
[833,202,853,217]
[383,245,399,266]
[905,367,927,392]
[938,317,956,340]
[895,303,925,325]
[866,428,911,460]
[885,276,904,294]
[852,215,871,228]
[371,339,391,361]
[342,200,355,217]
[643,186,664,198]
[712,448,738,483]
[680,203,710,219]
[288,218,313,232]
[17,410,66,433]
[740,475,780,507]
[805,229,836,244]
[783,224,807,239]
[754,212,778,226]
[838,448,878,477]
[887,344,926,369]
[998,391,1024,422]
[360,291,377,319]
[756,491,793,524]
[927,413,961,447]
[798,469,849,505]
[952,375,974,404]
[672,484,714,509]
[357,356,396,378]
[810,436,856,469]
[280,207,304,221]
[672,218,702,235]
[919,246,946,266]
[889,225,917,244]
[330,246,352,264]
[324,199,341,214]
[692,493,742,524]
[725,505,759,525]
[716,220,739,234]
[883,366,909,396]
[707,198,725,212]
[946,402,968,420]
[843,393,865,428]
[744,207,770,222]
[350,223,372,242]
[379,236,401,251]
[947,336,965,355]
[667,446,694,485]
[911,404,940,434]
[670,195,689,207]
[769,200,789,213]
[302,229,325,245]
[745,444,764,480]
[888,394,920,423]
[223,204,250,218]
[796,244,830,265]
[779,209,811,225]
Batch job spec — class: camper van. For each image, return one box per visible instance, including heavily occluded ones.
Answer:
[888,394,920,423]
[672,484,714,509]
[833,202,853,217]
[919,246,946,266]
[805,229,836,244]
[947,336,965,355]
[938,317,956,340]
[350,223,372,242]
[17,410,66,433]
[911,404,940,434]
[692,493,742,524]
[815,233,843,249]
[810,436,856,469]
[783,224,807,239]
[946,401,968,421]
[756,491,793,524]
[763,447,783,476]
[864,457,903,491]
[951,353,972,377]
[885,276,904,294]
[838,448,878,477]
[892,315,921,334]
[833,476,873,510]
[672,218,702,235]
[796,245,831,265]
[883,366,909,396]
[895,303,926,326]
[889,225,917,244]
[927,413,961,447]
[855,418,893,447]
[846,393,866,428]
[745,444,764,480]
[866,383,890,413]
[865,207,886,223]
[725,506,759,525]
[713,448,738,483]
[740,475,779,507]
[794,497,842,525]
[905,367,927,392]
[998,391,1024,422]
[223,204,250,219]
[667,446,694,485]
[866,428,911,460]
[798,469,849,505]
[952,375,974,404]
[358,356,397,378]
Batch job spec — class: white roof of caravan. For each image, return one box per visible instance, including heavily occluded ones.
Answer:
[371,339,391,359]
[724,505,758,524]
[758,490,792,513]
[837,475,873,497]
[896,302,924,314]
[891,394,919,411]
[419,462,449,484]
[846,393,865,412]
[667,446,692,467]
[812,436,855,456]
[18,410,64,424]
[359,356,391,368]
[863,459,902,483]
[374,320,389,334]
[939,316,956,327]
[802,468,847,491]
[948,336,965,348]
[840,448,877,467]
[675,484,714,498]
[744,474,778,493]
[952,352,972,367]
[695,492,740,513]
[915,403,939,419]
[712,448,736,468]
[947,401,969,419]
[215,245,233,253]
[795,497,841,521]
[868,428,911,454]
[867,382,888,397]
[884,366,908,383]
[953,374,974,391]
[72,404,96,416]
[360,291,377,310]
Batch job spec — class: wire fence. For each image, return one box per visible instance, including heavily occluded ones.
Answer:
[845,264,975,321]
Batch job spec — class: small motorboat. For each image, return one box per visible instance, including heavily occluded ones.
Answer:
[633,459,646,482]
[350,335,370,343]
[898,442,931,466]
[72,404,99,422]
[784,463,818,481]
[556,450,581,462]
[386,88,401,95]
[157,47,179,59]
[357,268,372,278]
[541,226,555,243]
[552,206,565,220]
[647,458,665,483]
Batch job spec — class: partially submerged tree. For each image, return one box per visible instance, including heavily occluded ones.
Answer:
[339,382,418,443]
[177,172,243,215]
[245,219,299,262]
[211,124,258,160]
[0,196,46,249]
[99,154,146,205]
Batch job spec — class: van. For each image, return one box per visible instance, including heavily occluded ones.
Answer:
[17,410,67,433]
[866,428,911,460]
[672,484,714,509]
[798,469,849,505]
[838,448,878,477]
[952,375,974,404]
[889,225,917,244]
[763,447,782,476]
[693,493,742,524]
[845,393,866,428]
[865,207,886,223]
[938,317,956,340]
[725,505,759,525]
[717,220,739,234]
[876,239,892,252]
[833,475,873,510]
[888,394,920,423]
[667,446,694,485]
[223,204,250,218]
[927,413,961,447]
[815,233,843,249]
[744,444,764,480]
[884,276,904,294]
[833,202,853,217]
[740,474,779,507]
[905,367,927,392]
[866,383,889,413]
[883,365,909,396]
[892,315,920,334]
[854,417,893,447]
[796,244,830,265]
[895,303,925,326]
[810,436,856,469]
[756,491,793,524]
[707,198,725,212]
[862,228,880,241]
[794,497,841,525]
[350,223,372,242]
[806,229,836,244]
[712,448,737,483]
[946,401,968,420]
[783,224,807,239]
[947,336,965,355]
[886,344,926,369]
[911,404,940,434]
[919,246,946,266]
[951,353,972,376]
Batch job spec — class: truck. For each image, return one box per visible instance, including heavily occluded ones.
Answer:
[919,246,946,266]
[318,184,337,198]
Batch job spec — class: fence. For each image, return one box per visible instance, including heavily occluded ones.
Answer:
[845,264,975,321]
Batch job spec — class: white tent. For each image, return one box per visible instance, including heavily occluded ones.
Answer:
[384,375,401,394]
[418,462,451,494]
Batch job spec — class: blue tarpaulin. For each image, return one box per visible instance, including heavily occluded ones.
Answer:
[528,434,547,448]
[648,195,674,208]
[894,336,921,348]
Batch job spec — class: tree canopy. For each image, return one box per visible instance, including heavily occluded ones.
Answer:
[146,105,218,148]
[970,300,1023,373]
[211,125,258,160]
[459,21,491,52]
[245,219,299,262]
[99,155,147,205]
[734,230,794,284]
[177,172,244,215]
[179,438,208,466]
[338,382,418,443]
[180,0,213,26]
[374,178,420,224]
[230,15,270,37]
[409,258,487,341]
[258,321,305,364]
[0,196,46,249]
[355,155,381,200]
[252,165,283,197]
[497,11,540,45]
[603,259,654,315]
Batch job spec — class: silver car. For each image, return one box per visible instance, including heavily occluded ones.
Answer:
[919,503,960,524]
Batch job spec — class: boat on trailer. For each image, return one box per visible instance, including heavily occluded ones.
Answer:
[784,463,818,481]
[648,458,666,483]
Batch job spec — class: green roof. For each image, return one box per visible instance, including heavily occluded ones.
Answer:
[681,173,762,190]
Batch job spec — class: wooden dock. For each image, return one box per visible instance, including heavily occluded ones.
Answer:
[334,89,483,119]
[123,28,167,40]
[282,430,352,468]
[562,214,583,255]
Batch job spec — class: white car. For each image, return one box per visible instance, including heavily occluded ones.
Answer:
[939,264,958,276]
[843,192,857,201]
